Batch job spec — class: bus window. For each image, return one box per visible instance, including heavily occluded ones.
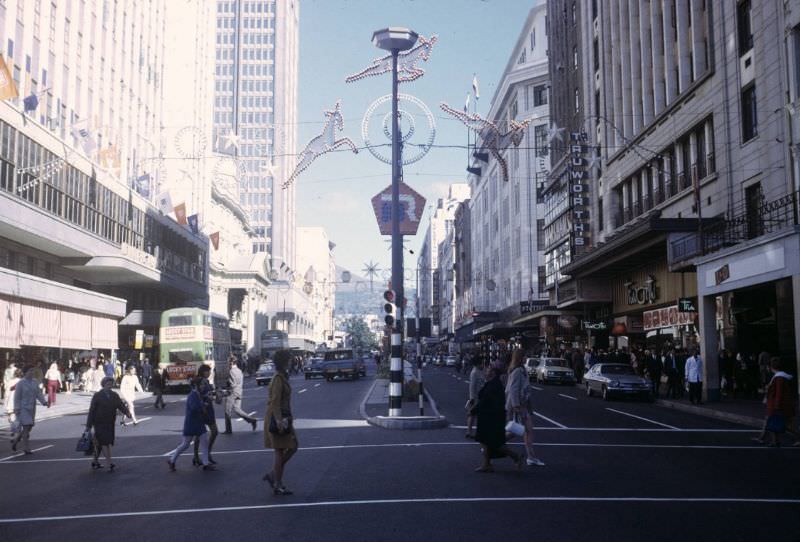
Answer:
[205,344,214,361]
[169,350,195,363]
[168,315,193,326]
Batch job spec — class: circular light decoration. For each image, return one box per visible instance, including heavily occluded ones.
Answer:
[362,94,436,165]
[212,156,246,199]
[174,126,208,159]
[303,282,314,295]
[485,279,497,292]
[269,269,280,281]
[340,270,352,283]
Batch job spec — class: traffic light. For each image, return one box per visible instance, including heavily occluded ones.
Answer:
[383,289,396,327]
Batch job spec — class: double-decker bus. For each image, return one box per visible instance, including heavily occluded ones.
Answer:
[260,329,289,359]
[159,308,231,391]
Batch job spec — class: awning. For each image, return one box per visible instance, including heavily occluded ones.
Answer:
[119,310,163,328]
[453,322,475,343]
[512,308,582,326]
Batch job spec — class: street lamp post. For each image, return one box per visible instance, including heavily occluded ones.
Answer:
[372,27,418,417]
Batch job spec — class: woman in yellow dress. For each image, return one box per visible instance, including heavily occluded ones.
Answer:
[262,349,298,496]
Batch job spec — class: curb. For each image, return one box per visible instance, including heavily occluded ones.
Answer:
[656,399,763,429]
[359,378,449,430]
[358,378,379,421]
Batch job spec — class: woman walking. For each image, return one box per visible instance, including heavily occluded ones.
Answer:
[45,363,62,406]
[119,366,144,424]
[91,359,105,393]
[263,350,298,495]
[4,368,22,440]
[167,378,215,471]
[506,349,545,467]
[752,358,798,447]
[474,364,523,472]
[86,376,131,471]
[11,367,49,454]
[464,356,484,439]
[193,365,219,466]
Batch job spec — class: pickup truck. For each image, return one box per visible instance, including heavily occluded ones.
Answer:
[321,349,360,381]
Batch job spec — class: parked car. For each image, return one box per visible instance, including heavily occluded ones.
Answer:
[303,357,325,380]
[255,361,275,386]
[530,357,576,385]
[584,363,652,401]
[444,355,458,367]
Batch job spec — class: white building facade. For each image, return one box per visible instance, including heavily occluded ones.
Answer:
[296,226,336,346]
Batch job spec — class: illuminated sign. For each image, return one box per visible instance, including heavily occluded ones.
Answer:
[569,132,590,252]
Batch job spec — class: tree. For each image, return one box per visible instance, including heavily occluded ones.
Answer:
[341,316,378,352]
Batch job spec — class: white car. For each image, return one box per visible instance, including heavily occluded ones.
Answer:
[444,355,458,367]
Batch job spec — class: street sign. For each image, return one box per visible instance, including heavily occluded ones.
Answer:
[678,297,697,312]
[371,182,426,236]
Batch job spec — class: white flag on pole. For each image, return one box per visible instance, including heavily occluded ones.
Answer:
[156,190,173,216]
[472,74,480,100]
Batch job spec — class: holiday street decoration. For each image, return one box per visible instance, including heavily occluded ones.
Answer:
[362,93,436,165]
[345,35,438,84]
[362,261,381,292]
[440,103,531,182]
[213,155,247,198]
[15,156,68,193]
[547,122,565,143]
[221,130,241,153]
[174,126,208,159]
[284,100,358,189]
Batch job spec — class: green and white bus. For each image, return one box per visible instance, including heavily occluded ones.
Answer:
[159,307,231,391]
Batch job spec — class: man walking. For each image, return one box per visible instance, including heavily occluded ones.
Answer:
[142,358,152,391]
[685,350,704,405]
[646,350,662,398]
[224,357,257,434]
[11,367,49,454]
[663,349,679,399]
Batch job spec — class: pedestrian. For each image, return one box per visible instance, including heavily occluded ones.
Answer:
[193,364,219,466]
[119,366,144,424]
[103,356,114,380]
[4,368,22,438]
[167,378,215,471]
[3,361,17,400]
[752,358,799,447]
[64,360,75,394]
[151,366,166,409]
[262,349,298,495]
[223,356,257,434]
[92,360,105,393]
[85,376,131,471]
[44,362,62,406]
[113,361,122,386]
[685,350,703,405]
[465,355,484,439]
[10,367,50,454]
[645,350,662,398]
[505,349,545,467]
[142,358,152,391]
[474,364,523,473]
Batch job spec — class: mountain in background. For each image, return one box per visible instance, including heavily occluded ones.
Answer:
[334,265,415,317]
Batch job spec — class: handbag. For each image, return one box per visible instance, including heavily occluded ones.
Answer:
[268,415,292,435]
[505,413,525,438]
[765,414,786,434]
[76,430,94,453]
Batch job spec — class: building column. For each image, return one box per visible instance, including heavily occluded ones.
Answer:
[690,0,707,77]
[608,0,624,148]
[628,1,643,134]
[640,168,650,210]
[639,1,654,125]
[675,0,693,92]
[699,293,720,402]
[651,161,661,204]
[663,148,673,196]
[662,0,678,105]
[621,181,630,222]
[650,0,666,115]
[618,0,633,138]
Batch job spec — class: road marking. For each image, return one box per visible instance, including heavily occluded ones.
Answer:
[298,389,307,394]
[530,385,544,391]
[235,411,258,422]
[448,425,756,433]
[0,444,54,462]
[605,408,680,430]
[314,383,321,388]
[2,495,798,524]
[532,411,568,429]
[121,417,152,427]
[558,394,577,401]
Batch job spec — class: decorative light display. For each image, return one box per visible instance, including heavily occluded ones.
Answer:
[362,93,436,165]
[15,154,70,193]
[284,100,358,189]
[213,156,247,198]
[174,126,208,159]
[547,122,565,143]
[440,102,531,182]
[221,130,241,152]
[362,260,381,292]
[345,35,438,84]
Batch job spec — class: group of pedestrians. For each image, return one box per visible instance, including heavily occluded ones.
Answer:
[465,350,545,473]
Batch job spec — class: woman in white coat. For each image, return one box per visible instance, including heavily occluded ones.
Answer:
[119,365,144,424]
[4,368,22,437]
[11,367,49,454]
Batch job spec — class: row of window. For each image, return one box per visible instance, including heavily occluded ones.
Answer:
[214,110,273,125]
[216,47,274,62]
[214,95,273,109]
[217,16,274,30]
[218,1,275,14]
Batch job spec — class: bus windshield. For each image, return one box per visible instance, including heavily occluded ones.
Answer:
[169,350,195,363]
[168,315,193,326]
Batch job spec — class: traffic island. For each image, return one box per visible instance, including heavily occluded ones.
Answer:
[360,377,448,430]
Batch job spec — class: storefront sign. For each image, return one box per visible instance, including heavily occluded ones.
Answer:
[569,132,591,251]
[714,264,730,285]
[643,305,697,331]
[625,276,657,305]
[519,300,548,314]
[582,321,607,331]
[134,329,144,350]
[678,298,697,312]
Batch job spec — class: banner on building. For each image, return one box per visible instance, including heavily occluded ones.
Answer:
[210,231,220,251]
[71,124,97,155]
[174,203,187,225]
[643,305,697,331]
[156,191,173,216]
[187,214,199,234]
[0,56,18,101]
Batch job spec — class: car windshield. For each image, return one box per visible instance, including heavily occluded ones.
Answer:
[545,359,568,367]
[259,363,273,371]
[601,365,636,375]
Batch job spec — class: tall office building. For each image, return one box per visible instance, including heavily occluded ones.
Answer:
[213,0,299,271]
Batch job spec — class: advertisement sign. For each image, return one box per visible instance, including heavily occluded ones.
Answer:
[162,326,198,342]
[643,305,697,331]
[569,132,591,253]
[371,182,427,236]
[134,329,144,350]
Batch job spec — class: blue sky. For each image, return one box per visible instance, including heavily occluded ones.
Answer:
[295,0,534,284]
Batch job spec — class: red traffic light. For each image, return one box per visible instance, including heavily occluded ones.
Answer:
[383,289,395,303]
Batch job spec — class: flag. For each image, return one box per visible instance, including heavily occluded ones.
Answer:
[71,125,97,154]
[98,145,120,171]
[210,232,220,251]
[135,173,151,198]
[464,92,470,113]
[23,93,38,113]
[174,202,187,225]
[156,191,173,215]
[472,74,479,100]
[187,214,199,234]
[0,56,18,101]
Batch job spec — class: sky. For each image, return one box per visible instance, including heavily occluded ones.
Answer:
[295,0,535,285]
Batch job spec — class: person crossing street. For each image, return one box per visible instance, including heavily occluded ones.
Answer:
[223,356,257,434]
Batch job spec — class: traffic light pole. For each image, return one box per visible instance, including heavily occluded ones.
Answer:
[389,48,403,418]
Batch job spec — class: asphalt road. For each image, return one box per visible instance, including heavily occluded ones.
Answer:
[0,363,798,542]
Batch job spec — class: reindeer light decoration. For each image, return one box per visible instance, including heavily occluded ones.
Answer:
[440,102,531,183]
[284,100,358,189]
[345,35,438,84]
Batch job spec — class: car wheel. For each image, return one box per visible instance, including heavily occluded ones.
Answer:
[585,383,592,397]
[602,385,610,401]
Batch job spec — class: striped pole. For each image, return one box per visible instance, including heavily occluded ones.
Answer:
[389,332,403,416]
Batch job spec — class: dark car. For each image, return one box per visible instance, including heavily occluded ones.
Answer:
[321,349,359,381]
[255,361,275,386]
[584,363,652,401]
[303,357,325,380]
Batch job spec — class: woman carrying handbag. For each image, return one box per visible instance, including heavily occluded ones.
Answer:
[86,376,131,471]
[505,349,545,467]
[263,350,298,495]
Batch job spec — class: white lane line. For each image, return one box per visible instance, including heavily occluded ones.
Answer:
[121,417,152,426]
[0,444,54,462]
[298,389,307,394]
[448,426,756,433]
[605,408,680,430]
[532,411,568,429]
[3,495,798,524]
[314,383,321,388]
[558,394,577,401]
[235,411,258,422]
[530,385,544,391]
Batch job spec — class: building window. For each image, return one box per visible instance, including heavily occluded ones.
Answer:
[741,84,757,141]
[574,88,580,112]
[793,25,800,100]
[573,46,578,69]
[534,124,548,156]
[518,50,526,64]
[533,84,548,107]
[530,29,535,49]
[737,0,753,56]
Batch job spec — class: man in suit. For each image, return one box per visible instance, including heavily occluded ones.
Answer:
[223,357,257,434]
[663,349,679,399]
[645,350,662,398]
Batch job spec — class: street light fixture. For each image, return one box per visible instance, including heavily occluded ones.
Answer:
[372,26,418,418]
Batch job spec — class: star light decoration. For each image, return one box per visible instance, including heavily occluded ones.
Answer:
[547,122,565,143]
[221,130,241,153]
[16,156,68,193]
[284,100,358,189]
[362,260,381,292]
[345,35,438,84]
[440,103,531,182]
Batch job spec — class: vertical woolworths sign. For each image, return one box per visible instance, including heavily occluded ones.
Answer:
[569,131,590,255]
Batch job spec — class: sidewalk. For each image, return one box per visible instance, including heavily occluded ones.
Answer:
[656,395,765,428]
[0,389,168,430]
[360,377,448,429]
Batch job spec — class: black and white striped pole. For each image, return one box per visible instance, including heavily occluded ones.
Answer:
[372,28,419,418]
[383,289,402,416]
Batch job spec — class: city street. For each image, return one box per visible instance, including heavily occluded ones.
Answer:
[0,363,797,542]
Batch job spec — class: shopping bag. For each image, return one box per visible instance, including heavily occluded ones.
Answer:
[76,430,94,453]
[505,419,525,438]
[765,414,786,434]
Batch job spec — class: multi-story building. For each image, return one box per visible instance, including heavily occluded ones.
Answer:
[296,226,336,346]
[0,1,208,365]
[460,3,550,345]
[559,0,800,398]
